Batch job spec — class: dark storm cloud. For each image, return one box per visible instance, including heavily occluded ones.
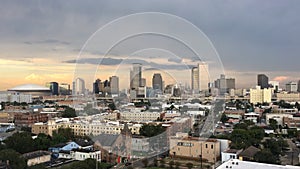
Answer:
[64,57,192,70]
[1,0,300,72]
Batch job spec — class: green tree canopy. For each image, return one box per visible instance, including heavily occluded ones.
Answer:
[61,107,77,118]
[4,132,35,154]
[139,124,166,137]
[0,149,27,169]
[254,149,279,164]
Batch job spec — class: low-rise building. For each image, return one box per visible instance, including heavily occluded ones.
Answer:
[22,151,51,167]
[32,119,142,136]
[169,136,220,163]
[221,149,243,163]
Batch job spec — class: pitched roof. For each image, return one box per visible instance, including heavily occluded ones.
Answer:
[74,138,94,147]
[93,134,120,147]
[239,146,260,158]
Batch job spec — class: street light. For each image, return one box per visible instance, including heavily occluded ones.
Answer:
[199,154,202,169]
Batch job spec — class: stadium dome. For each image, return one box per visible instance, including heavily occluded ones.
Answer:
[8,84,51,97]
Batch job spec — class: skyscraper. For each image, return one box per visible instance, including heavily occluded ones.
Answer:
[286,81,297,92]
[110,76,119,95]
[59,83,70,95]
[257,74,269,89]
[93,79,101,94]
[72,78,85,95]
[191,63,209,92]
[191,67,199,91]
[152,73,163,91]
[198,63,209,91]
[130,63,142,90]
[49,82,59,95]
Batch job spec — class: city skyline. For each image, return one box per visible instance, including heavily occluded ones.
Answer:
[1,1,300,90]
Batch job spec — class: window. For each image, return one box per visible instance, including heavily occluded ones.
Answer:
[205,144,208,148]
[211,145,213,149]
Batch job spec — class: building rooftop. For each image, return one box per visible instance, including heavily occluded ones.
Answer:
[239,146,260,158]
[8,84,50,91]
[217,159,299,169]
[22,150,51,159]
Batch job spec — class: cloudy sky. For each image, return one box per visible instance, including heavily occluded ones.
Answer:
[0,0,299,90]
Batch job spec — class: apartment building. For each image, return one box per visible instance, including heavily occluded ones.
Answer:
[120,111,161,122]
[32,119,142,136]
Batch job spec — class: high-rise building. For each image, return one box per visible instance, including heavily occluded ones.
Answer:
[214,74,235,94]
[49,82,59,95]
[269,81,279,93]
[191,63,209,92]
[191,67,199,91]
[257,74,269,89]
[93,79,101,94]
[110,76,119,95]
[59,83,70,95]
[72,78,85,95]
[250,86,272,104]
[286,82,297,92]
[130,63,142,90]
[198,63,209,91]
[152,73,163,91]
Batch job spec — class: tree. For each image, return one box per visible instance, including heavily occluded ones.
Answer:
[141,158,148,167]
[61,107,77,118]
[4,132,35,153]
[159,159,166,168]
[220,113,229,123]
[33,133,51,150]
[51,127,74,145]
[186,162,193,169]
[254,149,278,164]
[169,160,175,169]
[0,149,27,169]
[175,161,181,169]
[153,158,158,167]
[269,119,278,130]
[139,124,166,137]
[108,103,117,111]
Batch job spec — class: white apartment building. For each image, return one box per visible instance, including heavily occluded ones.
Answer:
[250,86,272,104]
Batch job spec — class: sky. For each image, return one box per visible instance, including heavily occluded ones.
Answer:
[0,0,300,90]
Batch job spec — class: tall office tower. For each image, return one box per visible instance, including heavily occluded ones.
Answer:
[226,78,236,90]
[191,67,199,91]
[59,83,70,95]
[286,81,297,92]
[49,82,59,95]
[130,63,142,90]
[72,78,85,95]
[152,73,163,91]
[269,81,279,93]
[198,63,209,91]
[257,74,269,89]
[93,79,101,94]
[110,76,119,94]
